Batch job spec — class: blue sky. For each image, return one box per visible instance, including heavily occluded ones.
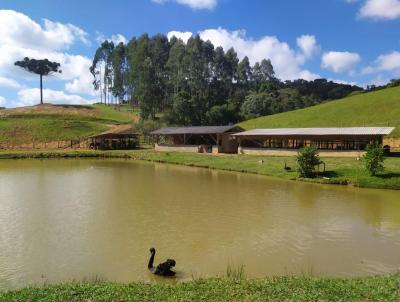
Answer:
[0,0,399,108]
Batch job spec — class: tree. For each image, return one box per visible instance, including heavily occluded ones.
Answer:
[240,91,274,120]
[297,146,320,178]
[91,41,114,105]
[111,42,128,108]
[206,101,238,125]
[237,56,252,86]
[90,32,365,124]
[252,59,274,86]
[363,142,385,176]
[14,57,61,104]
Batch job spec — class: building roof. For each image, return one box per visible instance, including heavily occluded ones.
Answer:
[152,125,242,135]
[232,127,395,137]
[89,126,139,139]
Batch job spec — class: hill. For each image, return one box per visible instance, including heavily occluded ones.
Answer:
[0,104,137,146]
[240,86,400,137]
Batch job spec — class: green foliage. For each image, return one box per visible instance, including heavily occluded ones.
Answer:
[240,92,272,120]
[206,102,238,125]
[14,57,62,104]
[240,88,303,120]
[91,33,363,125]
[134,119,163,137]
[90,40,115,105]
[14,57,61,76]
[363,142,385,176]
[297,147,321,178]
[388,78,400,88]
[240,86,400,138]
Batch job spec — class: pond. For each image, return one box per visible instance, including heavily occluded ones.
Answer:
[0,159,400,290]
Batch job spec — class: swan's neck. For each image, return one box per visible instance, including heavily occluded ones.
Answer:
[148,252,155,269]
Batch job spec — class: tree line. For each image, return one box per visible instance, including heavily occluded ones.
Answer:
[90,34,363,126]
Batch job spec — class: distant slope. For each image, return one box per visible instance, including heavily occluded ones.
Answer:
[240,86,400,137]
[0,104,137,145]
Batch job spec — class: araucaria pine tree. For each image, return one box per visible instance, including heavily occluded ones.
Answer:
[14,57,61,105]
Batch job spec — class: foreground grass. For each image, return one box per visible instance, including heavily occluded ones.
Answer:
[240,86,400,137]
[1,149,400,190]
[1,276,399,302]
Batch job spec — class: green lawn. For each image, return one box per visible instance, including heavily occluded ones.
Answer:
[1,150,400,190]
[1,276,399,302]
[240,86,400,137]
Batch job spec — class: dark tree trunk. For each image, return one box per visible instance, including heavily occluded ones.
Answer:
[40,74,43,104]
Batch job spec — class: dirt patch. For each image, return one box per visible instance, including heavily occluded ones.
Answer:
[0,104,100,118]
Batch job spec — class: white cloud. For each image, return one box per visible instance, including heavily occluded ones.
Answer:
[362,51,400,79]
[359,0,400,20]
[0,10,89,50]
[296,35,319,60]
[0,96,6,106]
[328,78,359,86]
[321,51,361,73]
[0,76,22,89]
[167,28,319,80]
[0,10,95,99]
[167,31,193,43]
[16,88,95,107]
[152,0,218,10]
[369,74,391,86]
[96,32,127,45]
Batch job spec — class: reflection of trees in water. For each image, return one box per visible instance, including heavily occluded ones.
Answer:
[357,189,400,230]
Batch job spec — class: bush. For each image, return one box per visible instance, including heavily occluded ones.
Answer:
[297,147,320,178]
[363,142,385,176]
[134,119,164,144]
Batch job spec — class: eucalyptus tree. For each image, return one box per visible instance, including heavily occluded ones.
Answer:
[126,37,137,107]
[149,34,170,111]
[91,40,114,105]
[14,57,61,105]
[111,42,128,107]
[237,56,252,86]
[166,37,187,99]
[252,58,275,88]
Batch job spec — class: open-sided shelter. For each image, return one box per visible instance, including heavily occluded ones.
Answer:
[232,127,395,156]
[152,125,244,154]
[88,127,139,150]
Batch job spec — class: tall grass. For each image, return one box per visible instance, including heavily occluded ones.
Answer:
[226,264,245,280]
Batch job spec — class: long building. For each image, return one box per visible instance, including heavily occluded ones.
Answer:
[152,125,244,154]
[232,127,395,157]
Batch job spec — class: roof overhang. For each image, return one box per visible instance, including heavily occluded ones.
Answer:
[232,127,395,137]
[152,125,244,135]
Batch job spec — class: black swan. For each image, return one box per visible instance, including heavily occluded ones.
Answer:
[148,248,176,276]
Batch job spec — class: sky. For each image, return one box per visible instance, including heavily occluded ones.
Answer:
[0,0,399,108]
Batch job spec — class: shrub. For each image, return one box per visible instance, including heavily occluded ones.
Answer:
[297,146,320,178]
[363,142,385,176]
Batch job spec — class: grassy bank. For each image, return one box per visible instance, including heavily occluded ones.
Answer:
[0,104,136,145]
[240,86,400,137]
[1,149,400,190]
[1,276,399,301]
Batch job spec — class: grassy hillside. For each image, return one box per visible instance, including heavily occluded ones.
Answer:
[0,104,137,144]
[240,86,400,137]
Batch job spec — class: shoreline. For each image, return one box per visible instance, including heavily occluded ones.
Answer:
[1,276,399,301]
[1,149,400,190]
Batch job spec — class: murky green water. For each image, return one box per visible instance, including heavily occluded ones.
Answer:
[0,159,400,289]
